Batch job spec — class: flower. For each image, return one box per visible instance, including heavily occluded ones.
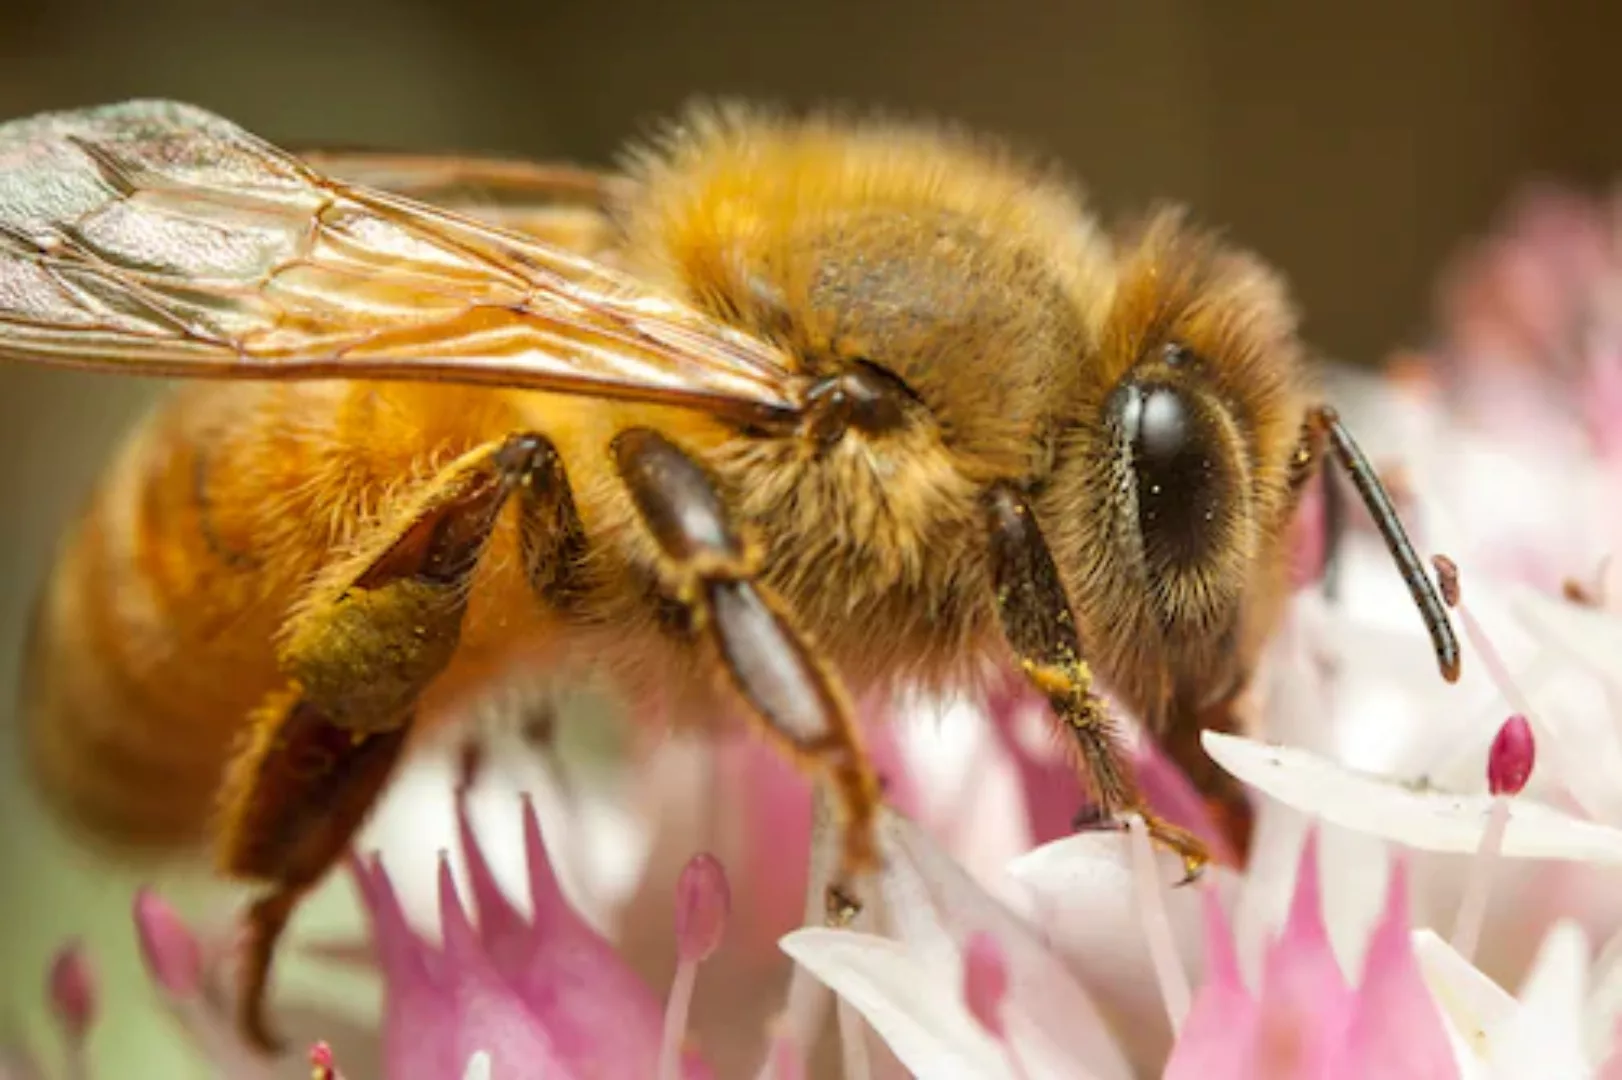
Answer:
[1166,833,1455,1079]
[15,177,1622,1078]
[1416,919,1615,1077]
[781,809,1142,1079]
[349,790,717,1080]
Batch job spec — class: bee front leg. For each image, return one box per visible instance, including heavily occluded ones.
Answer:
[612,428,883,920]
[215,431,571,1053]
[981,483,1210,882]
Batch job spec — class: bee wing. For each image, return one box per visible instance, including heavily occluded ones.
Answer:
[0,101,805,423]
[297,149,627,253]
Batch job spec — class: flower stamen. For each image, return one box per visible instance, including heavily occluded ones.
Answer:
[131,889,273,1078]
[132,890,202,999]
[47,943,93,1080]
[1127,814,1192,1030]
[1451,714,1536,961]
[659,853,730,1080]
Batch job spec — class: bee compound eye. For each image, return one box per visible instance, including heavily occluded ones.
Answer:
[1112,381,1226,568]
[1133,386,1190,466]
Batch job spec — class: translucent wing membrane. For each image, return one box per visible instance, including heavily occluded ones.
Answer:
[299,149,616,210]
[300,149,628,251]
[0,100,803,422]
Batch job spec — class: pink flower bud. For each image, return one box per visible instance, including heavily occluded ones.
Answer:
[47,942,95,1040]
[674,853,730,964]
[310,1042,340,1080]
[1488,714,1535,796]
[132,888,202,997]
[962,931,1010,1039]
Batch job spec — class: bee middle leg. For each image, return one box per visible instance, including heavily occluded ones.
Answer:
[612,427,883,917]
[981,483,1210,881]
[214,431,574,1052]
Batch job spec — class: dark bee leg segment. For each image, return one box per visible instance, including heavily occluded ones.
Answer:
[1166,691,1254,863]
[982,483,1209,882]
[215,432,572,1053]
[1309,405,1460,682]
[613,428,882,913]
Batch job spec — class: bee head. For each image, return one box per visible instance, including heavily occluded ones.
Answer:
[1043,208,1310,722]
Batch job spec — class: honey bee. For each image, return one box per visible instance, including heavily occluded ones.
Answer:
[5,100,1458,1051]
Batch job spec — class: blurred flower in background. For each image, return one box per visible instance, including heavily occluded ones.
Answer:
[12,184,1622,1077]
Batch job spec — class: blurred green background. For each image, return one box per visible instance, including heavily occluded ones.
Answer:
[2,1,1620,1075]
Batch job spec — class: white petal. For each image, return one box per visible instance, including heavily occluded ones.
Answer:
[892,694,1038,910]
[358,716,647,937]
[1413,924,1603,1077]
[1488,921,1592,1077]
[781,928,1023,1079]
[1492,586,1622,824]
[1202,731,1622,861]
[1007,832,1241,1066]
[461,1051,492,1080]
[871,812,1135,1080]
[1512,587,1622,699]
[1411,929,1517,1057]
[1583,925,1622,1065]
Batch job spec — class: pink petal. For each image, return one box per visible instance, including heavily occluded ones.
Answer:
[456,791,529,950]
[1334,861,1458,1079]
[1164,888,1257,1080]
[521,791,571,924]
[351,857,466,1080]
[1250,830,1354,1076]
[417,858,570,1080]
[1267,830,1349,1000]
[348,854,434,994]
[502,797,694,1077]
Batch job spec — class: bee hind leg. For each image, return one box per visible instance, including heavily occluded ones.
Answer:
[612,427,884,920]
[215,431,573,1053]
[981,482,1210,884]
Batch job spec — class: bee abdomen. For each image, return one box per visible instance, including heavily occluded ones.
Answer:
[22,526,252,852]
[20,395,299,856]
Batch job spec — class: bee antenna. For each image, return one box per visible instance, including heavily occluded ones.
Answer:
[1313,405,1461,683]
